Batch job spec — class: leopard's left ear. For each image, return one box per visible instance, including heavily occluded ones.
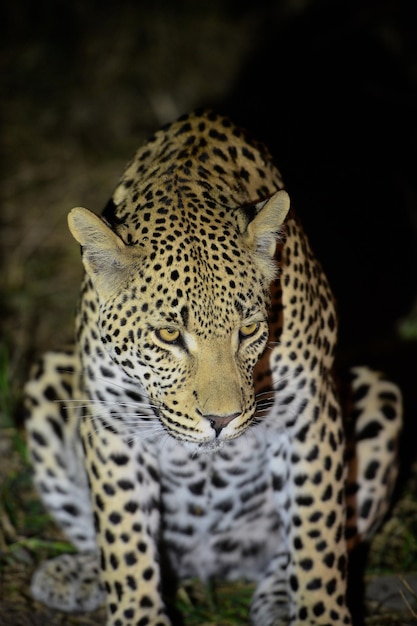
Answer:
[242,190,290,283]
[68,206,143,299]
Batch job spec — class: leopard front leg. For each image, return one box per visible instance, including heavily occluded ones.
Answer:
[250,546,292,625]
[25,351,96,552]
[25,351,104,612]
[252,386,352,626]
[80,415,171,626]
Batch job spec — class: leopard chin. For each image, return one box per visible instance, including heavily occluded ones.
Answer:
[189,438,225,454]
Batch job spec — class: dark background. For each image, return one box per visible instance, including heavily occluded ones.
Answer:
[1,3,417,622]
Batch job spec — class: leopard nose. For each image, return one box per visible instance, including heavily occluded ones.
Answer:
[206,413,240,437]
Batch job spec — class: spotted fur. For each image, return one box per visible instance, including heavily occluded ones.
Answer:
[25,110,402,625]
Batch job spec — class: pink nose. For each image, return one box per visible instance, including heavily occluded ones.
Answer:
[206,413,240,436]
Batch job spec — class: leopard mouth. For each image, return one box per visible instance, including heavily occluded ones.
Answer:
[156,403,256,445]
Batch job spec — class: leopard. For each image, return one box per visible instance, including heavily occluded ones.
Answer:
[24,109,402,626]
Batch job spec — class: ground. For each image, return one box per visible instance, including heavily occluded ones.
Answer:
[1,1,417,624]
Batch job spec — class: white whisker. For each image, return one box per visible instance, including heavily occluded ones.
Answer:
[93,375,146,394]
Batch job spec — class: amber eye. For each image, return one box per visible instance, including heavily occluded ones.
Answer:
[155,328,181,344]
[239,322,260,339]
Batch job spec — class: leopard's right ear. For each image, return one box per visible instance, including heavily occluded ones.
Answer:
[68,207,142,299]
[242,190,290,285]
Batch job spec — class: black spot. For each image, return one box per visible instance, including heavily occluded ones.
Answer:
[109,512,122,525]
[137,541,147,553]
[125,389,143,403]
[100,366,115,378]
[313,601,325,617]
[307,578,322,590]
[46,416,63,440]
[214,538,238,552]
[381,403,397,421]
[328,402,338,421]
[208,128,227,141]
[110,553,119,570]
[379,390,398,403]
[44,385,59,402]
[124,501,139,514]
[272,474,284,491]
[126,575,137,590]
[147,464,159,482]
[298,607,308,620]
[117,479,134,490]
[335,463,343,481]
[352,383,370,403]
[62,504,79,516]
[31,430,47,446]
[180,305,189,327]
[326,511,336,528]
[175,122,192,135]
[143,567,154,581]
[306,445,319,461]
[312,471,322,485]
[95,494,105,511]
[356,420,383,440]
[365,460,380,480]
[360,498,373,519]
[296,495,314,506]
[110,453,129,466]
[328,312,336,331]
[90,462,99,480]
[241,146,256,161]
[326,578,337,595]
[124,608,134,619]
[124,551,138,566]
[213,500,233,515]
[295,423,309,442]
[323,552,335,568]
[321,484,333,501]
[290,574,299,591]
[294,474,308,487]
[211,472,228,488]
[338,554,347,575]
[294,536,303,550]
[103,483,115,496]
[115,580,123,601]
[140,595,154,608]
[276,379,288,392]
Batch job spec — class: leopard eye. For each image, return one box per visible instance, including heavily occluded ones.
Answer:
[155,328,181,344]
[239,322,260,339]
